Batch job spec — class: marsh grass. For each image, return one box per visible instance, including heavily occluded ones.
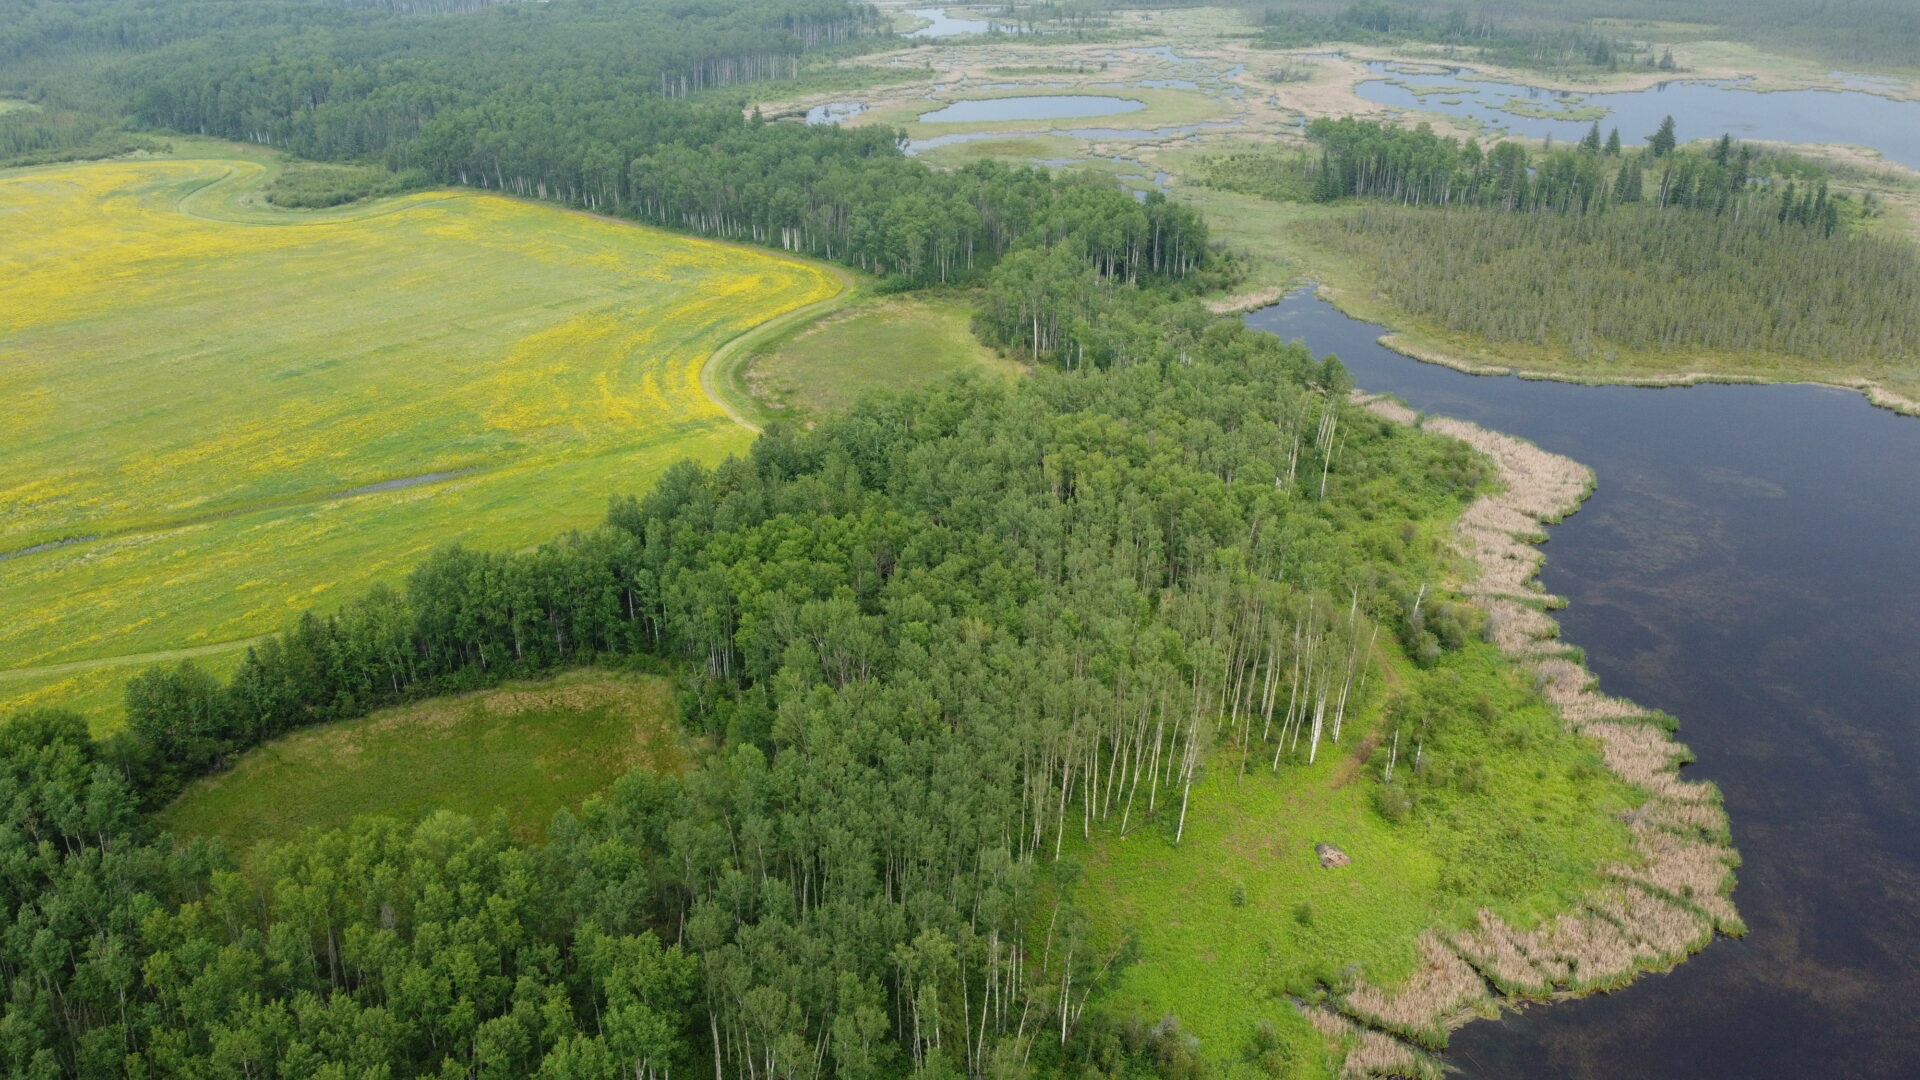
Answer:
[158,669,684,849]
[1319,406,1743,1062]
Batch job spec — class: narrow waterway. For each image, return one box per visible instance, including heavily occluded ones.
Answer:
[1246,292,1920,1078]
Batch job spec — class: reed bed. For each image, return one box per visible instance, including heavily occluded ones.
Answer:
[1320,408,1742,1068]
[1304,1007,1444,1080]
[1338,935,1490,1048]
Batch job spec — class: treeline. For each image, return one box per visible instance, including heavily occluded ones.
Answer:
[1210,117,1859,234]
[1,0,1208,289]
[1246,0,1920,70]
[1251,1,1665,74]
[431,118,1212,287]
[1304,203,1920,361]
[0,0,877,165]
[6,308,1490,1078]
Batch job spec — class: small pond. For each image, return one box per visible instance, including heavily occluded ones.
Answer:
[805,102,867,125]
[918,94,1147,123]
[903,7,1026,38]
[1356,62,1920,169]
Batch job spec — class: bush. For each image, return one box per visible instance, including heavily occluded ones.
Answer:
[265,162,430,208]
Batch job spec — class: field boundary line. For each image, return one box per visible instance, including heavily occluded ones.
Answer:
[700,266,864,432]
[2,637,267,682]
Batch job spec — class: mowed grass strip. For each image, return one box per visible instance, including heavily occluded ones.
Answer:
[157,669,685,849]
[742,294,1025,421]
[0,152,841,691]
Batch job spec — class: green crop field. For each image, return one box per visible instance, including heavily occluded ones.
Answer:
[0,148,843,726]
[158,669,685,849]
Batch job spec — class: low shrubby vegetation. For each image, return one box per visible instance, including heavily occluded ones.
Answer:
[265,161,429,207]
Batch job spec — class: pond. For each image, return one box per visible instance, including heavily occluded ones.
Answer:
[1245,290,1920,1078]
[1355,62,1920,169]
[903,7,1026,38]
[805,102,867,125]
[917,94,1147,123]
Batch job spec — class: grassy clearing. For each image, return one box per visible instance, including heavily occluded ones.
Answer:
[1063,638,1641,1076]
[740,294,1024,421]
[0,148,841,722]
[158,669,685,849]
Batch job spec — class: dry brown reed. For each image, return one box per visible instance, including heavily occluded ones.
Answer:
[1304,1007,1445,1080]
[1340,935,1490,1047]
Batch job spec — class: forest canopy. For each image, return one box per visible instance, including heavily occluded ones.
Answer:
[2,313,1503,1079]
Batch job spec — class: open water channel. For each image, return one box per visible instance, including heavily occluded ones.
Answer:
[1245,293,1920,1078]
[1354,62,1920,169]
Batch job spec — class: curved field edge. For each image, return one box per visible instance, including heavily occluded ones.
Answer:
[701,264,864,432]
[725,292,1027,425]
[1305,400,1743,1078]
[0,149,840,718]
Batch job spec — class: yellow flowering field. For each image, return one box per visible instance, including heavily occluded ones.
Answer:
[0,150,842,726]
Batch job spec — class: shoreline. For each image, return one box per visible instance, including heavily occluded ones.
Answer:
[1306,283,1920,420]
[1309,399,1743,1078]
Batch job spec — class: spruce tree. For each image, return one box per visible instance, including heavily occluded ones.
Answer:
[1648,115,1677,157]
[1580,121,1602,152]
[1604,127,1621,155]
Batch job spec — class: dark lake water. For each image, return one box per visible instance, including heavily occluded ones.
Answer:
[1247,291,1920,1079]
[903,7,1026,38]
[918,94,1147,123]
[1355,62,1920,169]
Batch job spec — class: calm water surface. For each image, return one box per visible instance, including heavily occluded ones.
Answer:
[1356,63,1920,169]
[1247,292,1920,1079]
[918,94,1146,123]
[903,7,1025,38]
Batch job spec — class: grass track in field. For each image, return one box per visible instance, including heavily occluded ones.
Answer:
[157,669,684,849]
[0,152,841,716]
[742,294,1025,422]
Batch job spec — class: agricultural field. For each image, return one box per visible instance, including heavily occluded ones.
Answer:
[159,669,685,849]
[0,148,843,726]
[738,293,1025,422]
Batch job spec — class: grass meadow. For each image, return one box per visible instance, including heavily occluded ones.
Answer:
[157,669,685,849]
[1062,639,1641,1074]
[739,294,1025,422]
[0,149,842,725]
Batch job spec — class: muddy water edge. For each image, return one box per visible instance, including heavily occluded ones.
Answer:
[1245,291,1920,1078]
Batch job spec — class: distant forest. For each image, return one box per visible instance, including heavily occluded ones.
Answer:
[0,0,1209,292]
[1244,0,1920,69]
[1201,117,1920,364]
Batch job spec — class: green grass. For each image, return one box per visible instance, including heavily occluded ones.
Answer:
[1062,639,1641,1076]
[739,294,1026,422]
[0,145,841,725]
[157,669,685,850]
